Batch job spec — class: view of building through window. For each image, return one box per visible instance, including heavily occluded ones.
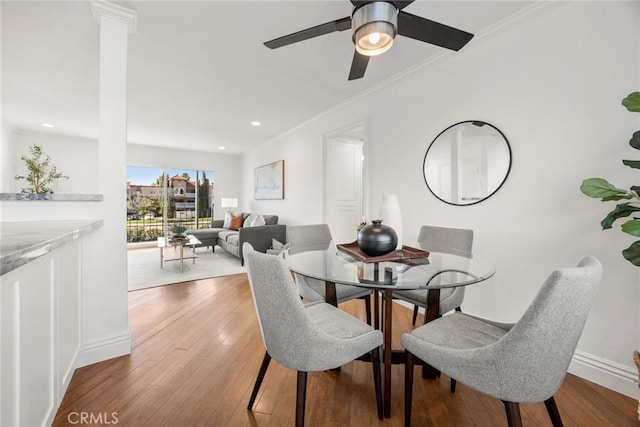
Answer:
[126,166,215,242]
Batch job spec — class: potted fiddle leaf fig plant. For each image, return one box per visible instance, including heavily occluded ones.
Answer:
[580,92,640,265]
[580,91,640,422]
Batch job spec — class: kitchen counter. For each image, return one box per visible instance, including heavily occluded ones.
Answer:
[0,193,103,201]
[0,219,103,275]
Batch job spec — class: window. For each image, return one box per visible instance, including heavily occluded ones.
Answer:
[126,166,215,243]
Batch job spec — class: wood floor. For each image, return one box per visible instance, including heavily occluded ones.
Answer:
[53,274,637,427]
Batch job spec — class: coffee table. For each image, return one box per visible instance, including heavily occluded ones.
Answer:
[158,235,201,272]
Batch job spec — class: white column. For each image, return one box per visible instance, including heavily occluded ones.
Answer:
[77,1,137,366]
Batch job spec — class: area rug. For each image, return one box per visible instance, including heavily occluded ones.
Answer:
[127,246,246,291]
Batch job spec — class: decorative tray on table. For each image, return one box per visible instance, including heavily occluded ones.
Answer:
[336,241,429,264]
[168,235,189,244]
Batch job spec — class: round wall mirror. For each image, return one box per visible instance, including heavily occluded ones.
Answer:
[423,121,511,206]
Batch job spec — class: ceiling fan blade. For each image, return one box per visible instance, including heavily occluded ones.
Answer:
[264,16,351,49]
[348,50,370,80]
[397,11,474,51]
[392,1,415,10]
[351,1,414,10]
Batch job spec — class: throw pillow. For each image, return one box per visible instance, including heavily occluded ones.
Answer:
[229,214,244,231]
[244,214,267,227]
[271,238,284,250]
[222,211,233,229]
[271,238,290,251]
[244,213,257,227]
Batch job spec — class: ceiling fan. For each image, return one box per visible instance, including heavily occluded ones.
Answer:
[264,0,474,81]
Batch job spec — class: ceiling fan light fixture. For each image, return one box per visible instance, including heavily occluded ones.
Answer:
[352,2,398,57]
[355,21,395,56]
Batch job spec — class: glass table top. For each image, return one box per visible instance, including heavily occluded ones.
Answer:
[284,241,495,290]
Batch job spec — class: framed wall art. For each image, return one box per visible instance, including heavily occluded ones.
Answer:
[254,160,284,200]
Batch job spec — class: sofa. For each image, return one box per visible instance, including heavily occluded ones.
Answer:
[186,213,286,265]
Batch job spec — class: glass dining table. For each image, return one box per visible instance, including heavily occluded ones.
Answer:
[283,240,495,419]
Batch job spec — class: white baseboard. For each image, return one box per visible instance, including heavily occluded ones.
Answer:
[569,350,638,399]
[44,350,80,427]
[394,300,639,399]
[42,332,131,426]
[75,328,132,368]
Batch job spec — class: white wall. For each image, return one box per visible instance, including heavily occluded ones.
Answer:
[0,129,102,222]
[0,121,18,192]
[2,129,99,194]
[242,1,640,397]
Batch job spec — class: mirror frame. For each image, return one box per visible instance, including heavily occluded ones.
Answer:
[423,120,512,206]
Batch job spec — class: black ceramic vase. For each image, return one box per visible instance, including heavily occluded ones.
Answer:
[357,220,398,256]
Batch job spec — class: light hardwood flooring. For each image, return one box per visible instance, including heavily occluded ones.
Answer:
[53,274,638,426]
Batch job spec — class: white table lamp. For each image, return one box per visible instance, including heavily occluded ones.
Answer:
[221,197,238,212]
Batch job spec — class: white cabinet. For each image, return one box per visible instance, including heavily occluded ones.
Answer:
[1,236,84,426]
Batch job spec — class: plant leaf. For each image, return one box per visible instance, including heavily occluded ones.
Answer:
[580,178,630,200]
[601,194,634,202]
[600,203,640,229]
[622,159,640,169]
[622,92,640,112]
[621,219,640,236]
[622,240,640,266]
[629,130,640,150]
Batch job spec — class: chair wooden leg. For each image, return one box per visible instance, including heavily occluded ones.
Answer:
[502,401,523,427]
[380,297,385,333]
[296,371,308,427]
[371,346,383,420]
[405,351,415,427]
[364,295,372,325]
[373,290,380,330]
[247,352,271,410]
[544,396,564,427]
[411,305,418,325]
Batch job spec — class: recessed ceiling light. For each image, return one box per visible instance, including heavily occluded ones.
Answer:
[218,146,226,150]
[251,121,261,126]
[41,123,55,128]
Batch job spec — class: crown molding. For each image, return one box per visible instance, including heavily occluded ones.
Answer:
[89,0,138,34]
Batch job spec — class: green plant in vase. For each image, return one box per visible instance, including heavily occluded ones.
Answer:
[581,92,640,265]
[14,144,68,195]
[171,224,187,238]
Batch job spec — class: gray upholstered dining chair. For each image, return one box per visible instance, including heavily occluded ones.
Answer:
[402,256,603,427]
[288,224,374,324]
[243,243,383,427]
[393,225,474,325]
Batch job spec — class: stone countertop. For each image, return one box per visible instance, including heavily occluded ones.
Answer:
[1,219,103,275]
[0,193,103,201]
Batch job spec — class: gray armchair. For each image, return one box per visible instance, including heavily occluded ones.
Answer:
[402,256,603,427]
[243,243,383,427]
[393,225,474,325]
[288,224,374,324]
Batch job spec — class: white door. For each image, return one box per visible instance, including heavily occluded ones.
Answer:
[324,133,364,244]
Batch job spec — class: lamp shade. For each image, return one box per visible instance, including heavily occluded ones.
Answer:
[221,198,238,209]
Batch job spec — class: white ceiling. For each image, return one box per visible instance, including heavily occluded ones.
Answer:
[1,1,535,154]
